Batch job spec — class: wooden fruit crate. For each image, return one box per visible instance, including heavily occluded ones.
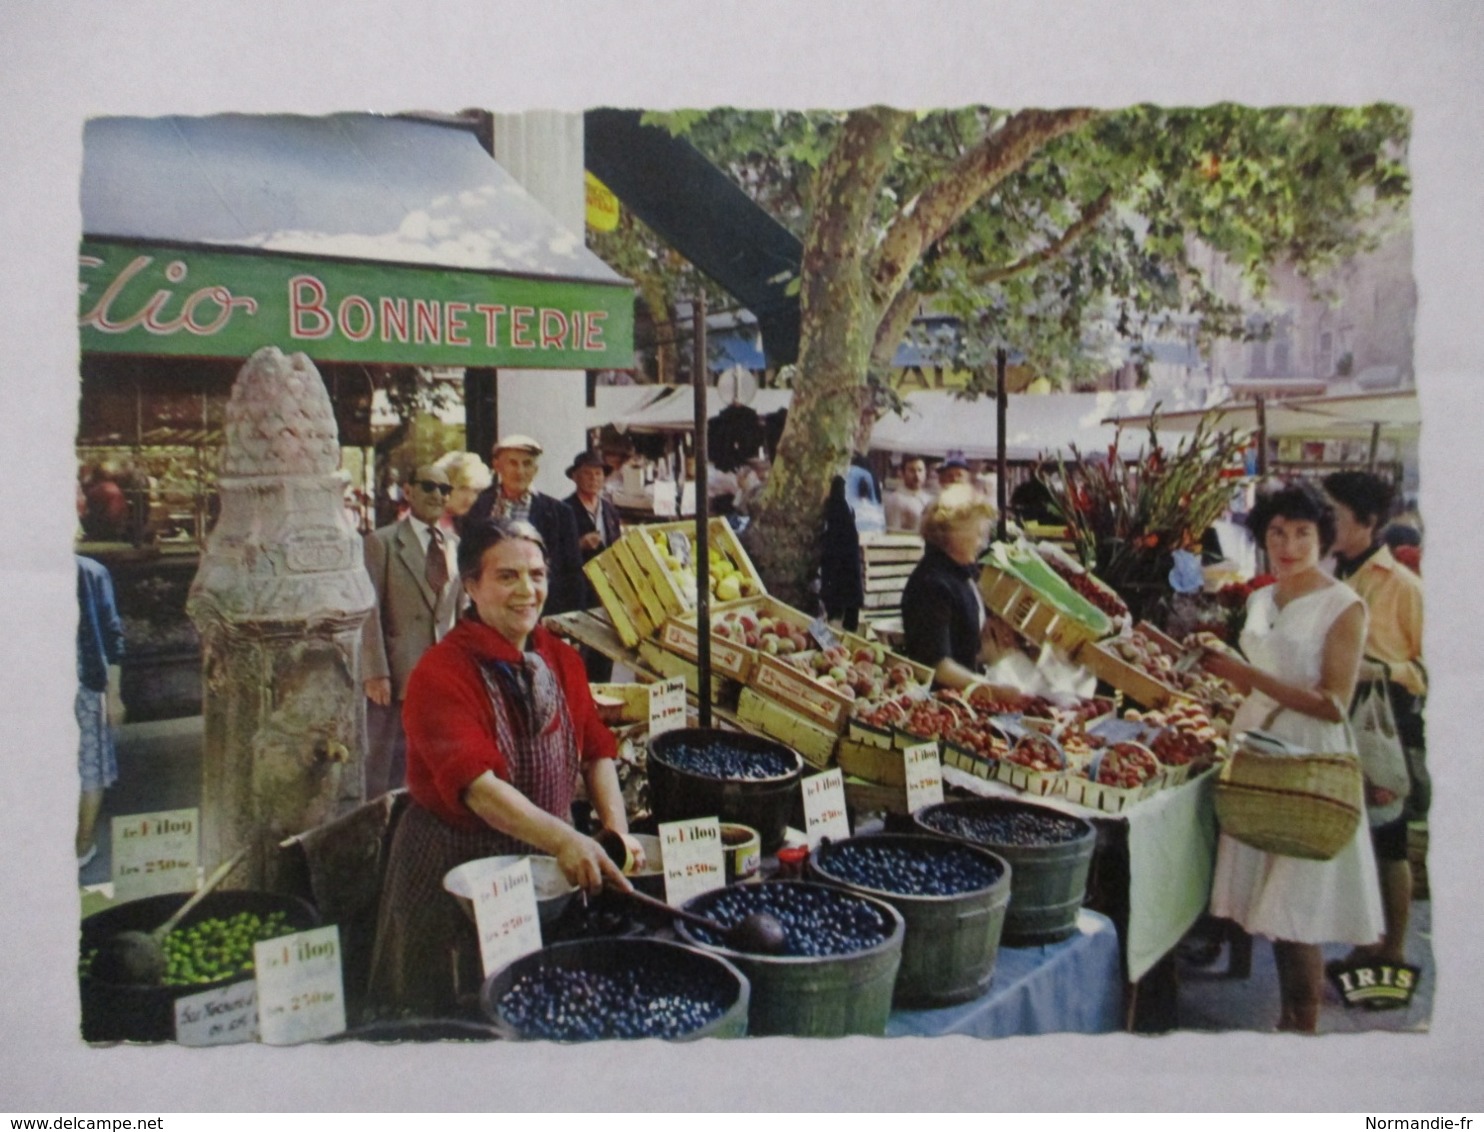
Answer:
[657,602,760,684]
[658,594,821,687]
[1073,637,1190,710]
[938,741,998,783]
[627,517,764,612]
[1061,773,1153,814]
[860,532,926,565]
[582,517,765,648]
[844,715,895,749]
[1155,761,1194,790]
[994,760,1066,798]
[1134,620,1185,655]
[979,561,1106,658]
[583,557,654,647]
[835,735,909,787]
[750,653,857,732]
[635,640,737,706]
[612,535,681,623]
[741,600,932,734]
[736,686,838,770]
[1035,542,1131,624]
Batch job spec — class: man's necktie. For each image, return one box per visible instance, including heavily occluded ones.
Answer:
[426,527,449,591]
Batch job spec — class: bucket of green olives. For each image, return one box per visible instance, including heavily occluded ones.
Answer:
[79,889,320,1043]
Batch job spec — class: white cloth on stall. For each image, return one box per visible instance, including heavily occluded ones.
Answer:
[1208,583,1384,944]
[981,642,1097,700]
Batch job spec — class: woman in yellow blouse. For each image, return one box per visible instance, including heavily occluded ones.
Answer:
[1324,471,1425,967]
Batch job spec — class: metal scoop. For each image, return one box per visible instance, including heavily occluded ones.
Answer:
[88,847,250,986]
[607,883,787,955]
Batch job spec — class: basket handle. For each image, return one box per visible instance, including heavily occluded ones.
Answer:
[1254,700,1361,760]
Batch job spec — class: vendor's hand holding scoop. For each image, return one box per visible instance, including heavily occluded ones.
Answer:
[594,828,785,953]
[608,883,787,954]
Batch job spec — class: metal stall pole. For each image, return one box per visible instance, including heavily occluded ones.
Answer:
[692,295,712,727]
[1254,395,1269,477]
[996,348,1009,543]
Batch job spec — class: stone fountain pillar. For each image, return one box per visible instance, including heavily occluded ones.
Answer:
[187,346,375,890]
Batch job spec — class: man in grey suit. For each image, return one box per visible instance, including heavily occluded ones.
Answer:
[361,464,464,797]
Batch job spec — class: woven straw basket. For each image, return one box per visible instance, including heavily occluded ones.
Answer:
[1214,740,1364,861]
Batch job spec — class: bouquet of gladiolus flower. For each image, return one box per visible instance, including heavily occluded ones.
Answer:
[1039,413,1252,620]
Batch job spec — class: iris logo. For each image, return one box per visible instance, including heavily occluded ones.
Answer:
[1327,961,1422,1011]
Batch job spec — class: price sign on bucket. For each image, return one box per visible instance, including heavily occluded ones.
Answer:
[174,980,259,1047]
[110,807,199,902]
[469,856,544,977]
[802,768,851,849]
[903,742,945,812]
[659,816,725,905]
[648,676,687,738]
[254,925,346,1045]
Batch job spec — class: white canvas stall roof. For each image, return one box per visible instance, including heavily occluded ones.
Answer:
[609,385,795,432]
[588,385,663,432]
[869,391,1153,462]
[82,114,626,284]
[1101,390,1420,442]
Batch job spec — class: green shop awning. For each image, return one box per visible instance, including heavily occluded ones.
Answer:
[80,114,634,370]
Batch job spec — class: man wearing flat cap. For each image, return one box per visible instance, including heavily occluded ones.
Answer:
[564,450,624,679]
[466,434,585,616]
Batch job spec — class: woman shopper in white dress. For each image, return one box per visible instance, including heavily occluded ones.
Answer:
[1197,480,1383,1033]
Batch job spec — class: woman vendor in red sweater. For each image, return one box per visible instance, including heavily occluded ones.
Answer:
[368,518,644,1013]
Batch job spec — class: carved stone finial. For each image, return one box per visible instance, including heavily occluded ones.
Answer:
[222,346,340,478]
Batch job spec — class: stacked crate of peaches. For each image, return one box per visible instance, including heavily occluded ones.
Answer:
[581,518,934,767]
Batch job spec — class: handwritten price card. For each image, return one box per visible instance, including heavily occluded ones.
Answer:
[469,856,544,977]
[903,742,946,813]
[648,676,687,737]
[802,768,851,849]
[110,807,199,902]
[175,980,259,1046]
[658,816,724,905]
[253,925,346,1045]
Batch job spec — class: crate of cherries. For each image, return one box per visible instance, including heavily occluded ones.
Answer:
[1064,740,1161,813]
[997,731,1068,797]
[1126,701,1225,786]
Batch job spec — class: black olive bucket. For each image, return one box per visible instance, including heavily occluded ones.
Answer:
[676,881,905,1037]
[480,937,750,1041]
[647,728,804,854]
[914,798,1096,946]
[807,833,1011,1008]
[79,888,321,1043]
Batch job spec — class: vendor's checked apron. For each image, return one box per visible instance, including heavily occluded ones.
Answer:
[367,652,579,1015]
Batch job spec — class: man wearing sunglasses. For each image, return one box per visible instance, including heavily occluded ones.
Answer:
[361,464,465,797]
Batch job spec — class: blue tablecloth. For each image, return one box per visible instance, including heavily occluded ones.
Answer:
[886,909,1122,1037]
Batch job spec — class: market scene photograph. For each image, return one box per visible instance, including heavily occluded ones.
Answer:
[71,102,1429,1046]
